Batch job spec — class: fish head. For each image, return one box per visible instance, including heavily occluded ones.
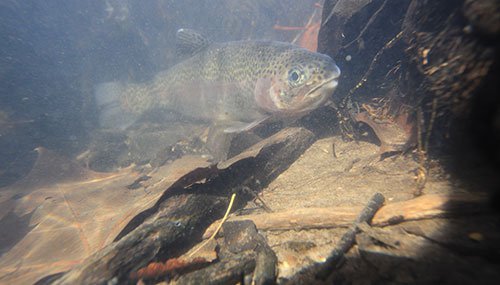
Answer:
[255,48,340,117]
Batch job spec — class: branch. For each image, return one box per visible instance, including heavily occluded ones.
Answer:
[203,193,488,238]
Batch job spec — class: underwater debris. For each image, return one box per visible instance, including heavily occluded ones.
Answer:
[130,257,209,281]
[174,220,277,285]
[315,193,385,280]
[36,128,313,284]
[354,97,416,154]
[188,193,236,260]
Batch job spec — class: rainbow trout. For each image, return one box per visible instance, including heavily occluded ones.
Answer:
[96,29,340,132]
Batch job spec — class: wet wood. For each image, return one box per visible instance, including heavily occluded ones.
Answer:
[203,193,489,237]
[175,220,277,285]
[51,127,315,285]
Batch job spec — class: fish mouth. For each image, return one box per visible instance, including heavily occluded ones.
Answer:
[307,64,341,98]
[306,76,339,99]
[293,75,339,114]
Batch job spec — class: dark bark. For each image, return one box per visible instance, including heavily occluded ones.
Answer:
[50,127,314,285]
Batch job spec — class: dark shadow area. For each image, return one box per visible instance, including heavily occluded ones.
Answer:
[296,0,500,283]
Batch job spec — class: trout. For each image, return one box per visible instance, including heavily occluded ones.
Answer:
[96,29,341,132]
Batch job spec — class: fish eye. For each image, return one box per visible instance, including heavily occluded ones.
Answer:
[288,67,304,86]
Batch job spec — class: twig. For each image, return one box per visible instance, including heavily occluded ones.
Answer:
[347,31,404,97]
[188,193,236,258]
[242,186,273,213]
[316,193,385,279]
[342,0,388,49]
[321,1,338,28]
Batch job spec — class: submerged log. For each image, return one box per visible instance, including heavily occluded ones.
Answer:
[50,127,315,284]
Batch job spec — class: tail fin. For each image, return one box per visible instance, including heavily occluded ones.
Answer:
[95,82,138,130]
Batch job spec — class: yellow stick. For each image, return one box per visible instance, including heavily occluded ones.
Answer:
[188,193,236,258]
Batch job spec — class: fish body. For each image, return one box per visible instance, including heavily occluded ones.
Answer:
[96,29,341,132]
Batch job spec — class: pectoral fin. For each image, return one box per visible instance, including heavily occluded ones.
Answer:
[223,117,270,134]
[207,123,263,161]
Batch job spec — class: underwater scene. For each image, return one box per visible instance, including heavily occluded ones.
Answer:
[1,0,499,284]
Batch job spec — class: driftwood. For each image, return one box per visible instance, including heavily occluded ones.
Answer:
[174,220,277,285]
[48,127,315,285]
[203,193,488,238]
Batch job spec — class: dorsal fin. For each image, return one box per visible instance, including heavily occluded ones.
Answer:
[175,28,211,56]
